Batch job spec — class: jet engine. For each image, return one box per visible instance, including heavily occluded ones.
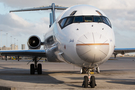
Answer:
[27,35,42,49]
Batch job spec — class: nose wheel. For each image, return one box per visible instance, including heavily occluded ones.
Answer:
[90,76,96,88]
[82,69,96,88]
[83,76,88,88]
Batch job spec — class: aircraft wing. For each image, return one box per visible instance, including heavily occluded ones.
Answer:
[114,48,135,54]
[0,50,46,57]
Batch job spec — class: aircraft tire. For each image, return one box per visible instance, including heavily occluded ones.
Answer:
[30,64,35,75]
[90,76,96,88]
[38,63,42,74]
[83,76,88,88]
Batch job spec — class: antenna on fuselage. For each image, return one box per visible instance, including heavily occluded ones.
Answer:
[10,3,68,27]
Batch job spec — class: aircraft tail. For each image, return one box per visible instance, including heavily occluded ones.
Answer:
[50,13,53,27]
[10,3,68,27]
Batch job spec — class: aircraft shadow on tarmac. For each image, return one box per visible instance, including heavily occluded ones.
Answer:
[0,66,67,84]
[0,65,135,87]
[107,79,135,85]
[0,65,85,85]
[97,77,135,85]
[66,69,135,86]
[97,70,135,85]
[0,65,87,88]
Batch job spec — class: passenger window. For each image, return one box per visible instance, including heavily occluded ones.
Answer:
[84,16,93,22]
[47,36,54,44]
[74,16,84,23]
[60,18,67,28]
[94,16,102,22]
[64,17,74,26]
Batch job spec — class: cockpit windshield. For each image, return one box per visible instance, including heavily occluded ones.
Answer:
[94,16,102,22]
[84,16,93,22]
[74,16,84,23]
[59,16,112,29]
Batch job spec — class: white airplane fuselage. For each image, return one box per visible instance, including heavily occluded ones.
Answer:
[46,5,115,68]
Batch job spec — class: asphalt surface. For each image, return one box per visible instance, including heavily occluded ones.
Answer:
[0,57,135,90]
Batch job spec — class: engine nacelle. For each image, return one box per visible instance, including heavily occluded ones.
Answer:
[27,35,42,49]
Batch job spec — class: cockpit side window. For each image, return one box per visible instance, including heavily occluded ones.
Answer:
[46,36,54,45]
[64,17,74,26]
[101,16,112,28]
[70,11,77,16]
[106,17,112,27]
[96,10,103,16]
[59,18,67,28]
[73,16,84,23]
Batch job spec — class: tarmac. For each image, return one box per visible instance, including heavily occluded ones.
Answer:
[0,57,135,90]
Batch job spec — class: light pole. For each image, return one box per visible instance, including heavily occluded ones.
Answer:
[6,33,8,50]
[10,36,12,50]
[0,30,2,50]
[16,40,18,49]
[14,38,15,50]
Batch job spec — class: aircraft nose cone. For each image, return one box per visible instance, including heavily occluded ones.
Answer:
[76,32,109,63]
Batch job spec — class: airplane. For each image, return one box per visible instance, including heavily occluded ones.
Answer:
[0,3,135,88]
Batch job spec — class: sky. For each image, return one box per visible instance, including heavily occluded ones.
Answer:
[0,0,135,49]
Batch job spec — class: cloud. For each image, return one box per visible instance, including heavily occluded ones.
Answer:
[0,0,135,10]
[0,0,88,8]
[0,13,49,36]
[89,0,135,10]
[0,13,49,48]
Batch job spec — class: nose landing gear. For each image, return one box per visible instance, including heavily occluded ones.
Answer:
[82,69,96,88]
[30,57,42,75]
